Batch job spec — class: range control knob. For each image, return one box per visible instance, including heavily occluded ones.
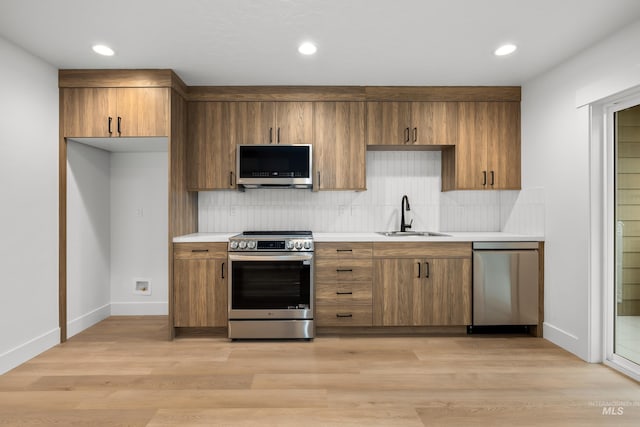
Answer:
[287,241,295,250]
[247,240,256,249]
[230,241,239,249]
[239,241,247,249]
[295,241,303,249]
[303,241,311,249]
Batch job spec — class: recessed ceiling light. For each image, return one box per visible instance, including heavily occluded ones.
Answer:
[494,44,517,56]
[298,42,317,55]
[92,44,114,56]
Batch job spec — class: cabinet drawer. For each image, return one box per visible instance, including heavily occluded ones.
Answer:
[174,243,228,259]
[316,282,372,304]
[316,305,372,327]
[315,242,373,259]
[315,258,372,282]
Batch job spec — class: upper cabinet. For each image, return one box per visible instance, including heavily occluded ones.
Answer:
[235,101,313,144]
[313,102,366,191]
[61,87,169,137]
[187,102,235,191]
[366,102,458,146]
[442,101,520,190]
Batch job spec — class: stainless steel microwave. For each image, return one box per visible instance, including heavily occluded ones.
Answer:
[236,144,313,189]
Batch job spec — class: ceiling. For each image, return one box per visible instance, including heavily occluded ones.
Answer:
[1,0,640,86]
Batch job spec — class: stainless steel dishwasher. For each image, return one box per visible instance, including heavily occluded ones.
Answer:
[472,242,539,326]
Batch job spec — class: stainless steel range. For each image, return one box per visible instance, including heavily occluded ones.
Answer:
[227,231,314,339]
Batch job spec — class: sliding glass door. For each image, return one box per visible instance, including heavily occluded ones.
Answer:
[614,103,640,366]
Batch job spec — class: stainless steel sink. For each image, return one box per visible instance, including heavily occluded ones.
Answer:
[377,231,451,237]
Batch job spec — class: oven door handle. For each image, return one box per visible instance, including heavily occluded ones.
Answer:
[228,253,314,262]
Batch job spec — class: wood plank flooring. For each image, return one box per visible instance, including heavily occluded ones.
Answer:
[1,316,639,426]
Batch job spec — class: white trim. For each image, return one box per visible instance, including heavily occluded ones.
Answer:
[543,322,581,355]
[0,327,59,375]
[110,301,168,316]
[67,303,111,338]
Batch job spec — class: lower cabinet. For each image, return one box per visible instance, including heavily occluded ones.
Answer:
[372,242,472,327]
[173,242,228,327]
[315,242,373,327]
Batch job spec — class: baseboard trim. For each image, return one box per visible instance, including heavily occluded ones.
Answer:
[67,303,111,338]
[0,327,59,375]
[543,321,585,360]
[110,302,168,316]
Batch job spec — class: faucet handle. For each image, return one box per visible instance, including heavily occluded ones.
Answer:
[406,219,413,230]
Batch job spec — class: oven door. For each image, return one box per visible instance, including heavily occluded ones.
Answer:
[228,252,313,320]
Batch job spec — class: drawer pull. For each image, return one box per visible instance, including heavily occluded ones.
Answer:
[191,249,209,253]
[221,262,225,279]
[336,313,353,318]
[336,249,353,252]
[336,269,353,272]
[336,291,353,295]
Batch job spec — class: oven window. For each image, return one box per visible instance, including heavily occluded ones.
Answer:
[231,261,311,309]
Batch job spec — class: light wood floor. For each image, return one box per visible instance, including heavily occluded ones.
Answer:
[1,316,639,426]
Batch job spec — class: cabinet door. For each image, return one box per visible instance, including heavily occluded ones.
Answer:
[373,258,423,326]
[366,102,411,145]
[233,102,275,144]
[313,102,366,190]
[275,102,313,144]
[486,102,521,189]
[421,258,471,325]
[116,88,169,137]
[173,257,227,327]
[454,102,490,189]
[61,87,116,137]
[410,102,458,146]
[187,102,235,190]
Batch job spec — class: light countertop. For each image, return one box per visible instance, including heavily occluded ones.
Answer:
[173,231,543,243]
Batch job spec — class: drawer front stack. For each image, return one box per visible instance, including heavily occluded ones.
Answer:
[315,242,373,327]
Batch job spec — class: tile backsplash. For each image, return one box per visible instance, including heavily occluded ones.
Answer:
[198,151,544,235]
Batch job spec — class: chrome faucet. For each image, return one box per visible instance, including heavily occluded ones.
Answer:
[400,195,413,232]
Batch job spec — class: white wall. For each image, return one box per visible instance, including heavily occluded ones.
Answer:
[199,151,536,233]
[110,152,168,315]
[522,19,640,360]
[66,142,111,337]
[0,37,59,374]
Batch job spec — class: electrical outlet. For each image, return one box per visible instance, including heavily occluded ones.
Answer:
[135,208,144,217]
